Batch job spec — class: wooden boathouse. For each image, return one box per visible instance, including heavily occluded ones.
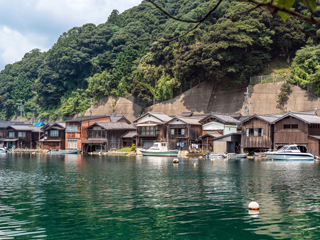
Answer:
[82,122,136,152]
[272,112,320,155]
[40,122,66,150]
[240,114,280,152]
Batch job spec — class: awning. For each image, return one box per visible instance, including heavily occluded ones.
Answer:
[137,123,158,127]
[3,139,18,142]
[81,139,107,144]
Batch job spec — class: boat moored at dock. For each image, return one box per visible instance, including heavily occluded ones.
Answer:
[140,142,178,157]
[48,149,80,155]
[264,145,315,161]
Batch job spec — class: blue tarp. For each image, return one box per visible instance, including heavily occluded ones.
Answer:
[34,122,45,126]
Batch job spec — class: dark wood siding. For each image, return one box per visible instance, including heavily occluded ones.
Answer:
[308,136,319,156]
[274,117,308,147]
[168,124,202,150]
[241,118,273,149]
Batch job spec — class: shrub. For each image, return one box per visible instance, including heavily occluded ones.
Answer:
[130,144,136,151]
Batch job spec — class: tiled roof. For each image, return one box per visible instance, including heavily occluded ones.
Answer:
[110,116,124,122]
[0,121,26,128]
[199,132,223,139]
[7,125,43,132]
[273,111,320,124]
[93,122,136,130]
[201,113,240,124]
[169,117,202,125]
[121,130,137,138]
[65,115,108,122]
[133,112,172,123]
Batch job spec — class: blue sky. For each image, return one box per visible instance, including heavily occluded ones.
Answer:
[0,0,142,71]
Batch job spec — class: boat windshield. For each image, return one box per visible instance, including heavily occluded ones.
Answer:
[148,144,160,150]
[279,146,288,151]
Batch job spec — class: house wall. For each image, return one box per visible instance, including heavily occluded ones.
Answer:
[42,128,65,150]
[241,118,273,149]
[65,116,110,149]
[167,124,202,150]
[223,125,238,135]
[308,136,319,156]
[273,117,308,147]
[213,141,226,154]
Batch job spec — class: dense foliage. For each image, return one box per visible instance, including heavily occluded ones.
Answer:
[0,0,316,120]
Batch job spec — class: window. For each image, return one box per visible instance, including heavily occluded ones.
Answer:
[9,132,15,138]
[50,130,59,137]
[18,132,26,137]
[45,131,48,135]
[171,129,185,135]
[93,126,102,130]
[67,138,77,149]
[66,125,78,132]
[246,128,263,137]
[284,124,298,129]
[141,126,156,135]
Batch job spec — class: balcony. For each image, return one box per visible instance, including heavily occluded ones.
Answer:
[87,130,106,139]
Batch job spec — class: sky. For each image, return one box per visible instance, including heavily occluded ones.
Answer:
[0,0,142,71]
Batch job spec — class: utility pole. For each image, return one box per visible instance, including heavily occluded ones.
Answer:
[243,87,250,116]
[16,100,25,121]
[88,98,93,117]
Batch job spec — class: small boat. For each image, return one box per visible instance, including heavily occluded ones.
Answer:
[0,148,7,154]
[209,153,228,159]
[140,142,178,157]
[48,149,79,155]
[264,145,315,161]
[233,153,248,158]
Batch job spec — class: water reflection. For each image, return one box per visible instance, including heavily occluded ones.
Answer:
[0,154,318,238]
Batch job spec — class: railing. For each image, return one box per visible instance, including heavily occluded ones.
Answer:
[87,130,106,139]
[249,73,290,84]
[137,130,158,136]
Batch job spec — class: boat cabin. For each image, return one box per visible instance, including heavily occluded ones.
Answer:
[148,142,169,151]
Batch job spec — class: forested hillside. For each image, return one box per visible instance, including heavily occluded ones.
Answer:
[0,0,318,120]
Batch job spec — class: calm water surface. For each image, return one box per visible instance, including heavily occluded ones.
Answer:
[0,153,319,239]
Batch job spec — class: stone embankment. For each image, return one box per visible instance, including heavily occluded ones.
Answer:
[80,81,320,118]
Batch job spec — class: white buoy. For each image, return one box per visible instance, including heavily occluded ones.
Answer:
[173,158,179,163]
[211,159,215,161]
[248,201,259,210]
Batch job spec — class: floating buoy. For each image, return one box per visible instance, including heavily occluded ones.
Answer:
[99,152,102,155]
[211,159,215,161]
[32,152,35,155]
[248,201,259,210]
[272,159,273,161]
[173,158,179,163]
[199,156,203,159]
[194,163,196,166]
[127,153,131,157]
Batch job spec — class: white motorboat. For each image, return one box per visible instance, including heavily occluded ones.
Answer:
[0,148,7,154]
[140,142,178,157]
[209,153,228,159]
[264,145,315,161]
[48,149,79,155]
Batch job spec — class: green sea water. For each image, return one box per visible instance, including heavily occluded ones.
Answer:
[0,153,319,239]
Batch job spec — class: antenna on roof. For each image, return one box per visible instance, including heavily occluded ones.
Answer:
[88,98,93,117]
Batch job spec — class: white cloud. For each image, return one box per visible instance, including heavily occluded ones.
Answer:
[0,25,48,67]
[0,0,142,70]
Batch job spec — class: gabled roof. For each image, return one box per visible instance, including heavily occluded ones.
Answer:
[87,122,136,130]
[121,130,137,138]
[199,132,223,139]
[7,125,43,132]
[65,115,108,122]
[133,112,172,123]
[0,121,26,128]
[272,111,320,124]
[167,117,202,125]
[200,113,240,125]
[240,114,279,124]
[42,122,66,130]
[111,115,128,123]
